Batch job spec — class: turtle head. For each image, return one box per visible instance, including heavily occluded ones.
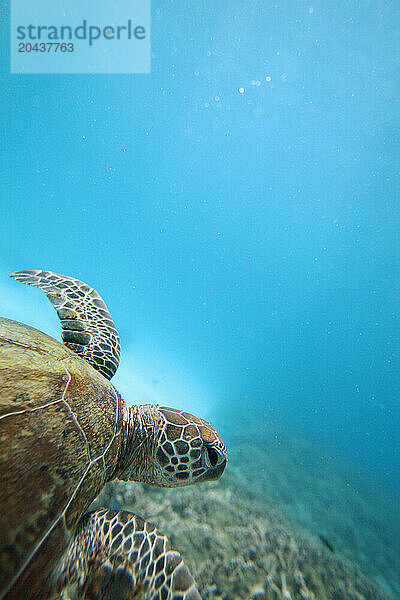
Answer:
[117,404,227,487]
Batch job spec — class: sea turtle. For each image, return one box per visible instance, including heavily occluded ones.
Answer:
[0,270,227,600]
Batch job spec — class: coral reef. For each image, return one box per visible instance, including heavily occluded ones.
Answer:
[224,426,400,599]
[92,447,393,600]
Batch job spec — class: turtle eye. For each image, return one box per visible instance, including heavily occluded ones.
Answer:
[202,445,220,468]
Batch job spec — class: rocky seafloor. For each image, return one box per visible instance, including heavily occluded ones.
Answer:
[92,425,399,600]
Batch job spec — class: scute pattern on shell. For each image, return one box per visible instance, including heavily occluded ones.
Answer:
[0,318,122,600]
[10,270,120,380]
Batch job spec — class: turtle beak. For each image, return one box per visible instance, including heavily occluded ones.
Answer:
[197,456,227,482]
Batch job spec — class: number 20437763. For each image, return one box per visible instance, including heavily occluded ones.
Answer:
[18,43,74,52]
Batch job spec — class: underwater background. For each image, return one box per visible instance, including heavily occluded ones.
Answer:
[1,1,399,598]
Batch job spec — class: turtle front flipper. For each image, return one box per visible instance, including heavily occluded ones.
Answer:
[10,270,120,379]
[50,508,201,600]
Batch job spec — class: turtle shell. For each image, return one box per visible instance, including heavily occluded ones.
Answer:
[0,318,123,599]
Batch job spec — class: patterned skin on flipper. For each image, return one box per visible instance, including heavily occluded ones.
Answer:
[51,509,201,600]
[10,271,120,380]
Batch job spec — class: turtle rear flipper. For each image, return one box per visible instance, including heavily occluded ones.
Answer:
[51,509,201,600]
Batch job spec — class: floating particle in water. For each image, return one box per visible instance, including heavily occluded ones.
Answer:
[266,76,271,82]
[215,95,220,102]
[238,87,245,94]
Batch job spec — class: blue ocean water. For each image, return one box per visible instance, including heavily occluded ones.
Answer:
[0,0,398,501]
